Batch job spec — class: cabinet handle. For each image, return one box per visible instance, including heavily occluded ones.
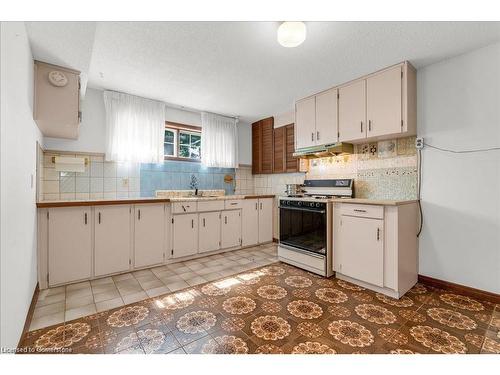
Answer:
[224,216,227,224]
[230,202,237,205]
[255,202,258,210]
[98,212,101,224]
[311,132,314,141]
[84,212,87,225]
[353,209,367,213]
[260,202,263,210]
[368,120,372,131]
[377,227,380,241]
[203,218,206,227]
[316,131,320,141]
[138,209,141,220]
[360,121,363,133]
[191,219,194,228]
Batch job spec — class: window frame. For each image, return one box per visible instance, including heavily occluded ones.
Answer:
[164,121,202,163]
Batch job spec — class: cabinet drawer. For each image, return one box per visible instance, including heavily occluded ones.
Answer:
[224,200,243,209]
[340,203,384,219]
[197,200,225,212]
[172,202,198,214]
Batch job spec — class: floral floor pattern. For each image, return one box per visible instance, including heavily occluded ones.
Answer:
[19,262,500,354]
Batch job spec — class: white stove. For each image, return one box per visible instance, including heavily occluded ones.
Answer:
[278,179,353,277]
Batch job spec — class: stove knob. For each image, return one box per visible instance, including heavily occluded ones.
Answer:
[310,202,315,208]
[316,202,320,208]
[297,201,302,206]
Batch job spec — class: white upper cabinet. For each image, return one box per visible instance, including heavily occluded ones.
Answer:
[338,80,366,142]
[366,65,402,138]
[48,207,92,286]
[315,88,338,144]
[134,204,165,268]
[94,205,131,277]
[295,96,316,149]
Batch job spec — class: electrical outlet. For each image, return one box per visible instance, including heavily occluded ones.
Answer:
[416,137,424,150]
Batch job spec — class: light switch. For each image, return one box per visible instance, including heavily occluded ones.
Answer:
[122,178,129,187]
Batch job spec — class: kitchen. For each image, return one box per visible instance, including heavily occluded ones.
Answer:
[1,3,499,371]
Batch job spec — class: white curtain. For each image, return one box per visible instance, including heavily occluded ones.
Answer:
[201,112,239,168]
[103,91,165,163]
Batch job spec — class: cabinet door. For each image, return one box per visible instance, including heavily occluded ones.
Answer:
[221,210,241,249]
[242,199,259,247]
[48,207,91,286]
[95,205,131,277]
[338,80,366,142]
[134,204,165,268]
[315,88,338,145]
[285,124,299,172]
[172,213,198,258]
[260,117,274,174]
[366,66,402,138]
[258,198,273,243]
[252,121,261,174]
[295,96,316,149]
[338,215,383,287]
[199,212,221,253]
[273,126,285,173]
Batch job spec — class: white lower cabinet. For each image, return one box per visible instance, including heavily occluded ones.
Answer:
[199,211,221,253]
[134,204,165,268]
[221,210,242,248]
[258,198,273,243]
[242,199,259,246]
[338,215,384,287]
[172,213,198,258]
[48,207,92,286]
[94,205,131,277]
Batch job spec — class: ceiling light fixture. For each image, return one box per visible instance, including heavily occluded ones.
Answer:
[277,21,306,48]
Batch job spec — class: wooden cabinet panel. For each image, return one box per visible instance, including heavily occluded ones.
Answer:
[199,212,221,253]
[258,198,273,243]
[366,66,402,138]
[285,124,299,172]
[252,121,261,174]
[242,199,259,247]
[260,117,274,174]
[315,88,338,144]
[48,207,91,286]
[94,205,131,277]
[295,96,316,149]
[338,80,366,142]
[134,204,165,268]
[338,215,384,287]
[172,213,198,258]
[273,126,285,173]
[221,210,241,248]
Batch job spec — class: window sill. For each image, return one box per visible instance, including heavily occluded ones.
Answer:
[164,156,201,163]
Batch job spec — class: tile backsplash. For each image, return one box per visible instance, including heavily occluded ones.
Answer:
[306,136,418,200]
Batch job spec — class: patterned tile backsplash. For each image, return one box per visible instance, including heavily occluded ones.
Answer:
[306,136,418,200]
[40,136,416,201]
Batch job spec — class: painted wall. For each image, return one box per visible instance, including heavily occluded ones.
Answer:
[417,42,500,293]
[43,88,253,165]
[0,22,43,349]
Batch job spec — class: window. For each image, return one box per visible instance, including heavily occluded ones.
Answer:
[164,122,202,161]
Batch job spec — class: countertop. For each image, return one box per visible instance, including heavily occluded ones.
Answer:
[36,194,276,208]
[329,198,417,206]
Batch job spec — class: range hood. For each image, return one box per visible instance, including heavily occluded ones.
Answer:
[293,142,354,159]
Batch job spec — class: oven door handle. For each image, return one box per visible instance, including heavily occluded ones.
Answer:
[279,243,326,259]
[279,206,326,214]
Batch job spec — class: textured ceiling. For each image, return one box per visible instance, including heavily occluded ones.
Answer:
[26,21,500,121]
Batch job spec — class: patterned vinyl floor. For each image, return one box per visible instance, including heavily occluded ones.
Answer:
[19,262,500,354]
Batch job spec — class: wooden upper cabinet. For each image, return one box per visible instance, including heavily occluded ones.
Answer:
[34,61,81,139]
[315,88,338,144]
[260,117,274,173]
[295,96,316,149]
[338,79,366,142]
[285,124,299,172]
[252,117,274,174]
[366,65,402,138]
[252,122,261,174]
[273,126,285,173]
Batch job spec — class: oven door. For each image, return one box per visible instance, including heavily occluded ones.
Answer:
[279,205,326,255]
